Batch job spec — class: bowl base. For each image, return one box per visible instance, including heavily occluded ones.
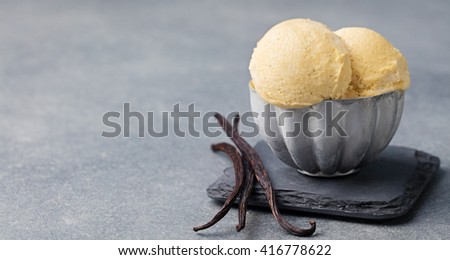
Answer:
[297,168,360,177]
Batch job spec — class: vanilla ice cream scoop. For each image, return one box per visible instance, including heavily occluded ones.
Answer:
[335,27,410,98]
[249,19,351,108]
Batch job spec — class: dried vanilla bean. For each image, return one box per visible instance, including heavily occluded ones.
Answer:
[236,160,255,231]
[193,142,244,232]
[214,113,316,237]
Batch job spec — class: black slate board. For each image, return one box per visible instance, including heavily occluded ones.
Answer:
[207,141,440,220]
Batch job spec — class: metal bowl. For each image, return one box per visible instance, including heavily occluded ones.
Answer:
[250,87,405,177]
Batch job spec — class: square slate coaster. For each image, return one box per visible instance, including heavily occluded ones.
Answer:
[207,141,440,220]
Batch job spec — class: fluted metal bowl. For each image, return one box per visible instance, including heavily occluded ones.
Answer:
[250,87,405,177]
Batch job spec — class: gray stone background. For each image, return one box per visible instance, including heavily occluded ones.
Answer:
[0,0,448,239]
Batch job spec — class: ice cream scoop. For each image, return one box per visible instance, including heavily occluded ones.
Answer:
[248,20,410,176]
[249,19,351,108]
[335,27,410,98]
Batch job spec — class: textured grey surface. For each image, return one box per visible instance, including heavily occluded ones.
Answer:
[0,0,449,239]
[208,143,439,220]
